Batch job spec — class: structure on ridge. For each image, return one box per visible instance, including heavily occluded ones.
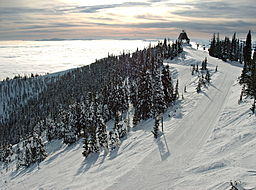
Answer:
[178,30,190,44]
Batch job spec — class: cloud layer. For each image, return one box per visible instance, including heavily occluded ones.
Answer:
[0,0,255,40]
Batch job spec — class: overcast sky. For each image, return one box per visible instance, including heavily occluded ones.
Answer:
[0,0,255,40]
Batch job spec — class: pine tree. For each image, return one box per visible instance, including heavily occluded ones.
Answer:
[109,130,120,150]
[244,30,252,70]
[33,135,47,164]
[84,96,99,155]
[96,112,109,151]
[216,33,221,58]
[114,111,127,139]
[201,57,207,70]
[152,115,160,138]
[82,93,100,158]
[174,79,179,100]
[231,33,238,61]
[133,68,153,125]
[206,70,211,83]
[222,36,231,61]
[192,65,195,75]
[23,140,33,167]
[46,118,59,141]
[152,68,166,117]
[82,134,90,158]
[161,65,174,104]
[16,143,24,170]
[3,144,13,170]
[248,52,256,113]
[73,102,83,137]
[241,31,252,84]
[61,105,78,144]
[62,109,77,145]
[196,77,202,93]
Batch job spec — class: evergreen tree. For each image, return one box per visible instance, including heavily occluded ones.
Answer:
[3,144,13,170]
[174,79,179,100]
[114,111,127,139]
[21,135,47,167]
[244,30,252,70]
[161,65,174,104]
[23,140,33,167]
[63,110,77,145]
[82,134,90,158]
[46,118,60,141]
[152,69,166,117]
[82,93,100,157]
[206,70,211,82]
[216,33,221,58]
[209,32,242,63]
[152,115,160,138]
[96,112,109,151]
[33,135,47,164]
[109,128,121,150]
[248,52,256,113]
[241,31,252,84]
[222,36,231,61]
[72,102,83,136]
[16,144,23,170]
[88,107,99,153]
[133,68,153,125]
[196,77,202,93]
[231,33,239,61]
[209,33,216,57]
[192,65,195,75]
[201,57,207,70]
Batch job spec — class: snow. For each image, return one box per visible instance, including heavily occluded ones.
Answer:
[1,45,255,190]
[0,40,155,81]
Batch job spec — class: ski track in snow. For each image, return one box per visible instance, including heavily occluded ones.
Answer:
[1,45,255,190]
[105,46,245,190]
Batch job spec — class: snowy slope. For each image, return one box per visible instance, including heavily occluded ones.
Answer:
[1,46,255,190]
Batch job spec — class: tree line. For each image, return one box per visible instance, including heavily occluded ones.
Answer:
[0,39,183,168]
[208,30,256,113]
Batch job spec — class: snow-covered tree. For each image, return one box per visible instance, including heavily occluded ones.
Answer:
[152,115,161,138]
[61,109,77,145]
[23,140,33,167]
[109,130,120,150]
[161,65,174,104]
[174,79,179,100]
[133,69,153,125]
[3,144,13,170]
[114,111,127,139]
[206,70,211,83]
[196,77,202,93]
[96,112,109,151]
[152,69,166,117]
[16,144,24,170]
[33,135,47,164]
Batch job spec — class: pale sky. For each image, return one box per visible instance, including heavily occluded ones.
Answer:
[0,0,255,40]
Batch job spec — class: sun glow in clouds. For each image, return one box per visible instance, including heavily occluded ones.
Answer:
[0,0,255,40]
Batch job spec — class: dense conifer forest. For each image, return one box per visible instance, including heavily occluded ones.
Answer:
[208,31,256,112]
[0,39,182,167]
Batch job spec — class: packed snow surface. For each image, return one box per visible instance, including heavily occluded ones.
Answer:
[1,45,255,190]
